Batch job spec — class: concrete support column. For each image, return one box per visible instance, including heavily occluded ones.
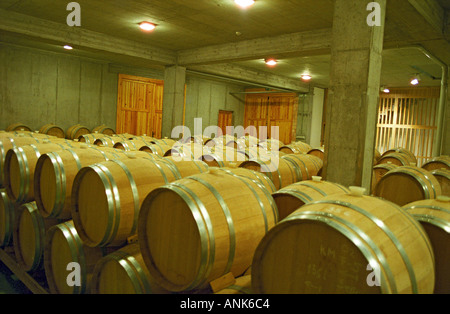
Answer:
[323,0,386,191]
[442,65,450,156]
[162,65,186,138]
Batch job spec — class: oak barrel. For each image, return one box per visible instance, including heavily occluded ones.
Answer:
[214,167,277,194]
[374,166,442,206]
[239,157,300,191]
[6,123,32,132]
[377,152,415,167]
[4,141,78,204]
[215,275,253,294]
[44,220,113,294]
[0,135,42,187]
[92,125,115,136]
[71,156,188,247]
[272,177,350,221]
[371,163,398,194]
[78,133,108,144]
[281,153,323,181]
[138,170,278,292]
[251,187,435,294]
[307,147,325,160]
[381,148,417,165]
[403,197,450,294]
[0,189,14,247]
[66,124,91,140]
[90,243,169,294]
[430,169,449,196]
[13,202,61,272]
[279,142,312,155]
[39,124,65,138]
[422,156,450,171]
[34,146,133,219]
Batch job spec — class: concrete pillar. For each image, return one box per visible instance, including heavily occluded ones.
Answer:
[162,65,186,138]
[323,0,386,191]
[310,88,325,148]
[442,65,450,156]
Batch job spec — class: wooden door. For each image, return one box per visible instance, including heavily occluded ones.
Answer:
[218,110,234,135]
[244,90,297,144]
[116,74,164,137]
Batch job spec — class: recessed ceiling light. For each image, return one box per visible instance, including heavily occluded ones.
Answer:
[139,22,156,32]
[265,58,277,66]
[301,74,312,81]
[235,0,255,9]
[63,45,73,50]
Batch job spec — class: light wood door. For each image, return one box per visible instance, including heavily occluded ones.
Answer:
[244,90,297,144]
[116,74,164,137]
[218,110,234,135]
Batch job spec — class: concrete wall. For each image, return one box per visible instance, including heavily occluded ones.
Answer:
[443,67,450,155]
[0,43,119,132]
[0,43,247,137]
[184,76,246,137]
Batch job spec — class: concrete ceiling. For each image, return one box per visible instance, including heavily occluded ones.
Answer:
[0,0,448,90]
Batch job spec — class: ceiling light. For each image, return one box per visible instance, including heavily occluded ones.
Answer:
[410,74,421,86]
[380,86,390,93]
[139,22,156,32]
[265,58,277,66]
[63,45,73,50]
[301,74,312,81]
[235,0,255,8]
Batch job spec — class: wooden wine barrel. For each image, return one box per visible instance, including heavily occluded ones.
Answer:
[204,135,236,148]
[71,156,187,247]
[94,136,120,147]
[239,157,300,191]
[66,124,91,140]
[138,170,278,292]
[161,157,209,178]
[4,141,78,204]
[0,189,14,248]
[151,138,177,147]
[92,125,115,136]
[422,156,450,171]
[382,148,417,165]
[13,202,61,272]
[201,147,247,168]
[280,142,312,155]
[113,139,154,151]
[307,147,325,161]
[234,135,259,150]
[34,146,135,219]
[430,169,449,196]
[0,135,42,188]
[377,152,415,167]
[371,163,399,194]
[90,243,170,294]
[403,197,450,294]
[281,154,323,181]
[39,124,65,139]
[374,166,442,206]
[6,123,32,132]
[215,275,253,294]
[272,177,350,221]
[139,142,172,156]
[258,139,284,151]
[165,142,208,161]
[44,220,113,294]
[78,133,108,144]
[214,167,277,194]
[251,187,435,294]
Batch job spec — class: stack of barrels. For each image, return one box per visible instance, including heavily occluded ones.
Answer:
[2,126,449,295]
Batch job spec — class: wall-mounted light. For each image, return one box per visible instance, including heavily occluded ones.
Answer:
[139,22,156,32]
[380,86,390,93]
[265,58,277,67]
[235,0,255,8]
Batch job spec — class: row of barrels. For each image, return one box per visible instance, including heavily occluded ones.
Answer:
[0,131,322,294]
[1,129,448,294]
[4,123,115,140]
